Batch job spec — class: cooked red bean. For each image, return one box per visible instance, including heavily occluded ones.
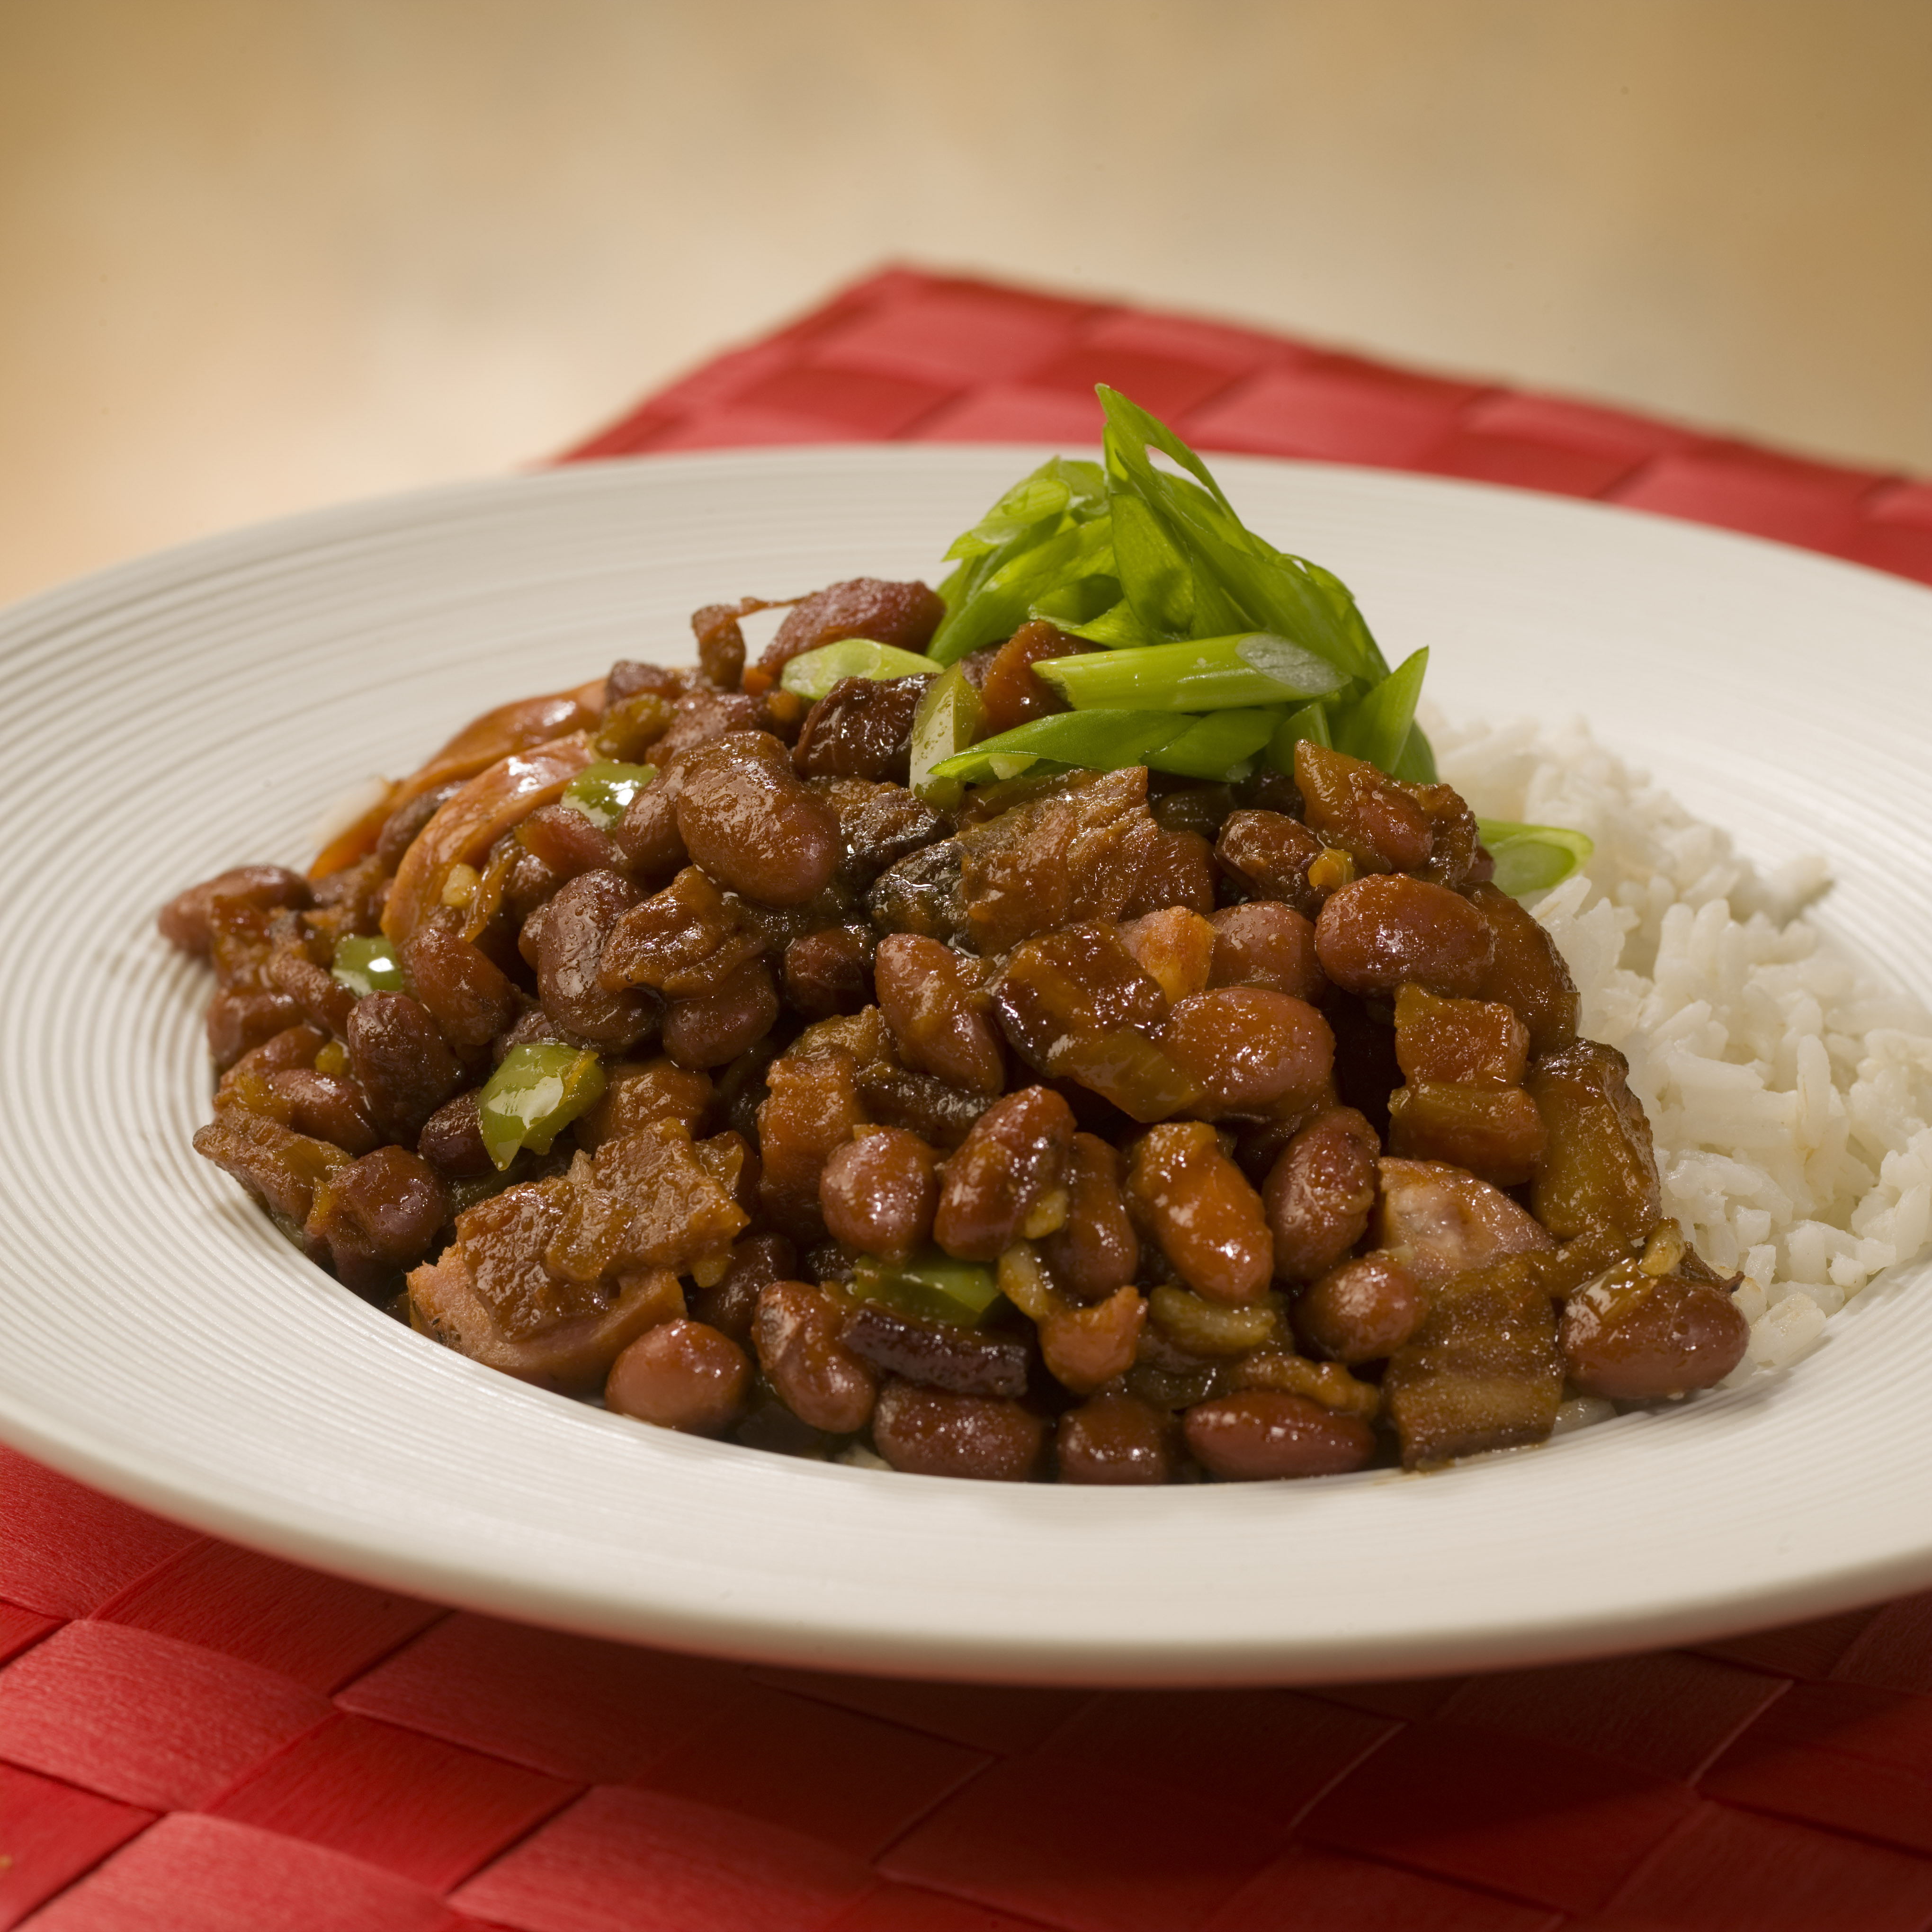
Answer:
[1263,1108,1380,1282]
[782,926,874,1020]
[870,1379,1045,1481]
[346,992,462,1143]
[1056,1392,1173,1485]
[933,1086,1075,1261]
[1042,1133,1139,1301]
[663,958,779,1070]
[1213,810,1325,919]
[220,1021,327,1090]
[1161,988,1334,1116]
[612,771,689,883]
[537,869,656,1051]
[159,865,312,957]
[604,1319,751,1435]
[875,933,1004,1094]
[266,1070,379,1155]
[691,1234,798,1343]
[820,1127,939,1262]
[1183,1390,1375,1479]
[265,945,356,1037]
[653,688,760,760]
[674,732,839,906]
[1560,1266,1750,1400]
[1314,874,1495,998]
[1208,902,1325,1000]
[1293,1252,1426,1362]
[516,800,625,882]
[1127,1121,1273,1305]
[842,1302,1030,1398]
[404,921,519,1051]
[416,1090,494,1180]
[207,987,304,1072]
[751,1280,878,1432]
[304,1146,450,1295]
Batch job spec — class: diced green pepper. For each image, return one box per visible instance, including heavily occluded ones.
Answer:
[778,639,938,701]
[559,760,655,831]
[476,1043,606,1170]
[908,662,986,808]
[850,1250,1003,1327]
[331,933,405,997]
[1476,820,1596,897]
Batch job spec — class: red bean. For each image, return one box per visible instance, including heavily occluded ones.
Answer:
[1560,1267,1750,1400]
[751,578,945,686]
[820,1127,939,1262]
[662,959,779,1070]
[417,1090,494,1180]
[933,1086,1076,1261]
[304,1146,450,1295]
[1161,988,1334,1116]
[265,1069,379,1155]
[751,1280,877,1433]
[1056,1392,1173,1485]
[1183,1390,1375,1479]
[1263,1108,1380,1282]
[537,869,657,1051]
[1293,1252,1426,1362]
[674,732,839,906]
[612,770,689,883]
[1208,902,1325,1000]
[159,865,311,957]
[1127,1121,1273,1305]
[1293,740,1433,873]
[688,1234,797,1342]
[870,1379,1045,1481]
[1042,1133,1139,1301]
[1213,810,1324,919]
[1314,874,1495,997]
[874,933,1004,1094]
[346,992,462,1143]
[206,987,304,1072]
[782,926,874,1020]
[403,921,519,1051]
[604,1319,751,1435]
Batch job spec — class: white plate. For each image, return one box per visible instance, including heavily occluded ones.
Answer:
[3,447,1930,1687]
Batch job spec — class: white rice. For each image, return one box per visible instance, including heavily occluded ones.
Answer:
[1433,713,1932,1383]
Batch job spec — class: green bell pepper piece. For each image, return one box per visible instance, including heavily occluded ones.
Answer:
[850,1250,1003,1327]
[560,760,655,831]
[331,933,405,997]
[779,639,938,701]
[476,1043,606,1170]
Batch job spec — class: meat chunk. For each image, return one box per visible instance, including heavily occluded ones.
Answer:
[750,578,946,689]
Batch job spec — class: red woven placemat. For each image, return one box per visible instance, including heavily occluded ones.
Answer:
[6,267,1932,1932]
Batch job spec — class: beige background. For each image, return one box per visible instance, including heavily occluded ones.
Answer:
[2,0,1927,606]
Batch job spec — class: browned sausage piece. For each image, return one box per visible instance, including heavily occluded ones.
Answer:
[933,1086,1075,1261]
[751,1280,877,1433]
[1314,875,1495,998]
[870,1379,1045,1481]
[1263,1107,1380,1282]
[1559,1261,1749,1400]
[841,1302,1030,1398]
[1293,1252,1427,1363]
[1057,1392,1173,1485]
[605,1320,751,1435]
[674,733,839,907]
[1127,1121,1273,1305]
[819,1127,939,1263]
[1183,1390,1375,1479]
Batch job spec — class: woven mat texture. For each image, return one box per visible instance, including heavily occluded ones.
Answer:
[6,266,1932,1932]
